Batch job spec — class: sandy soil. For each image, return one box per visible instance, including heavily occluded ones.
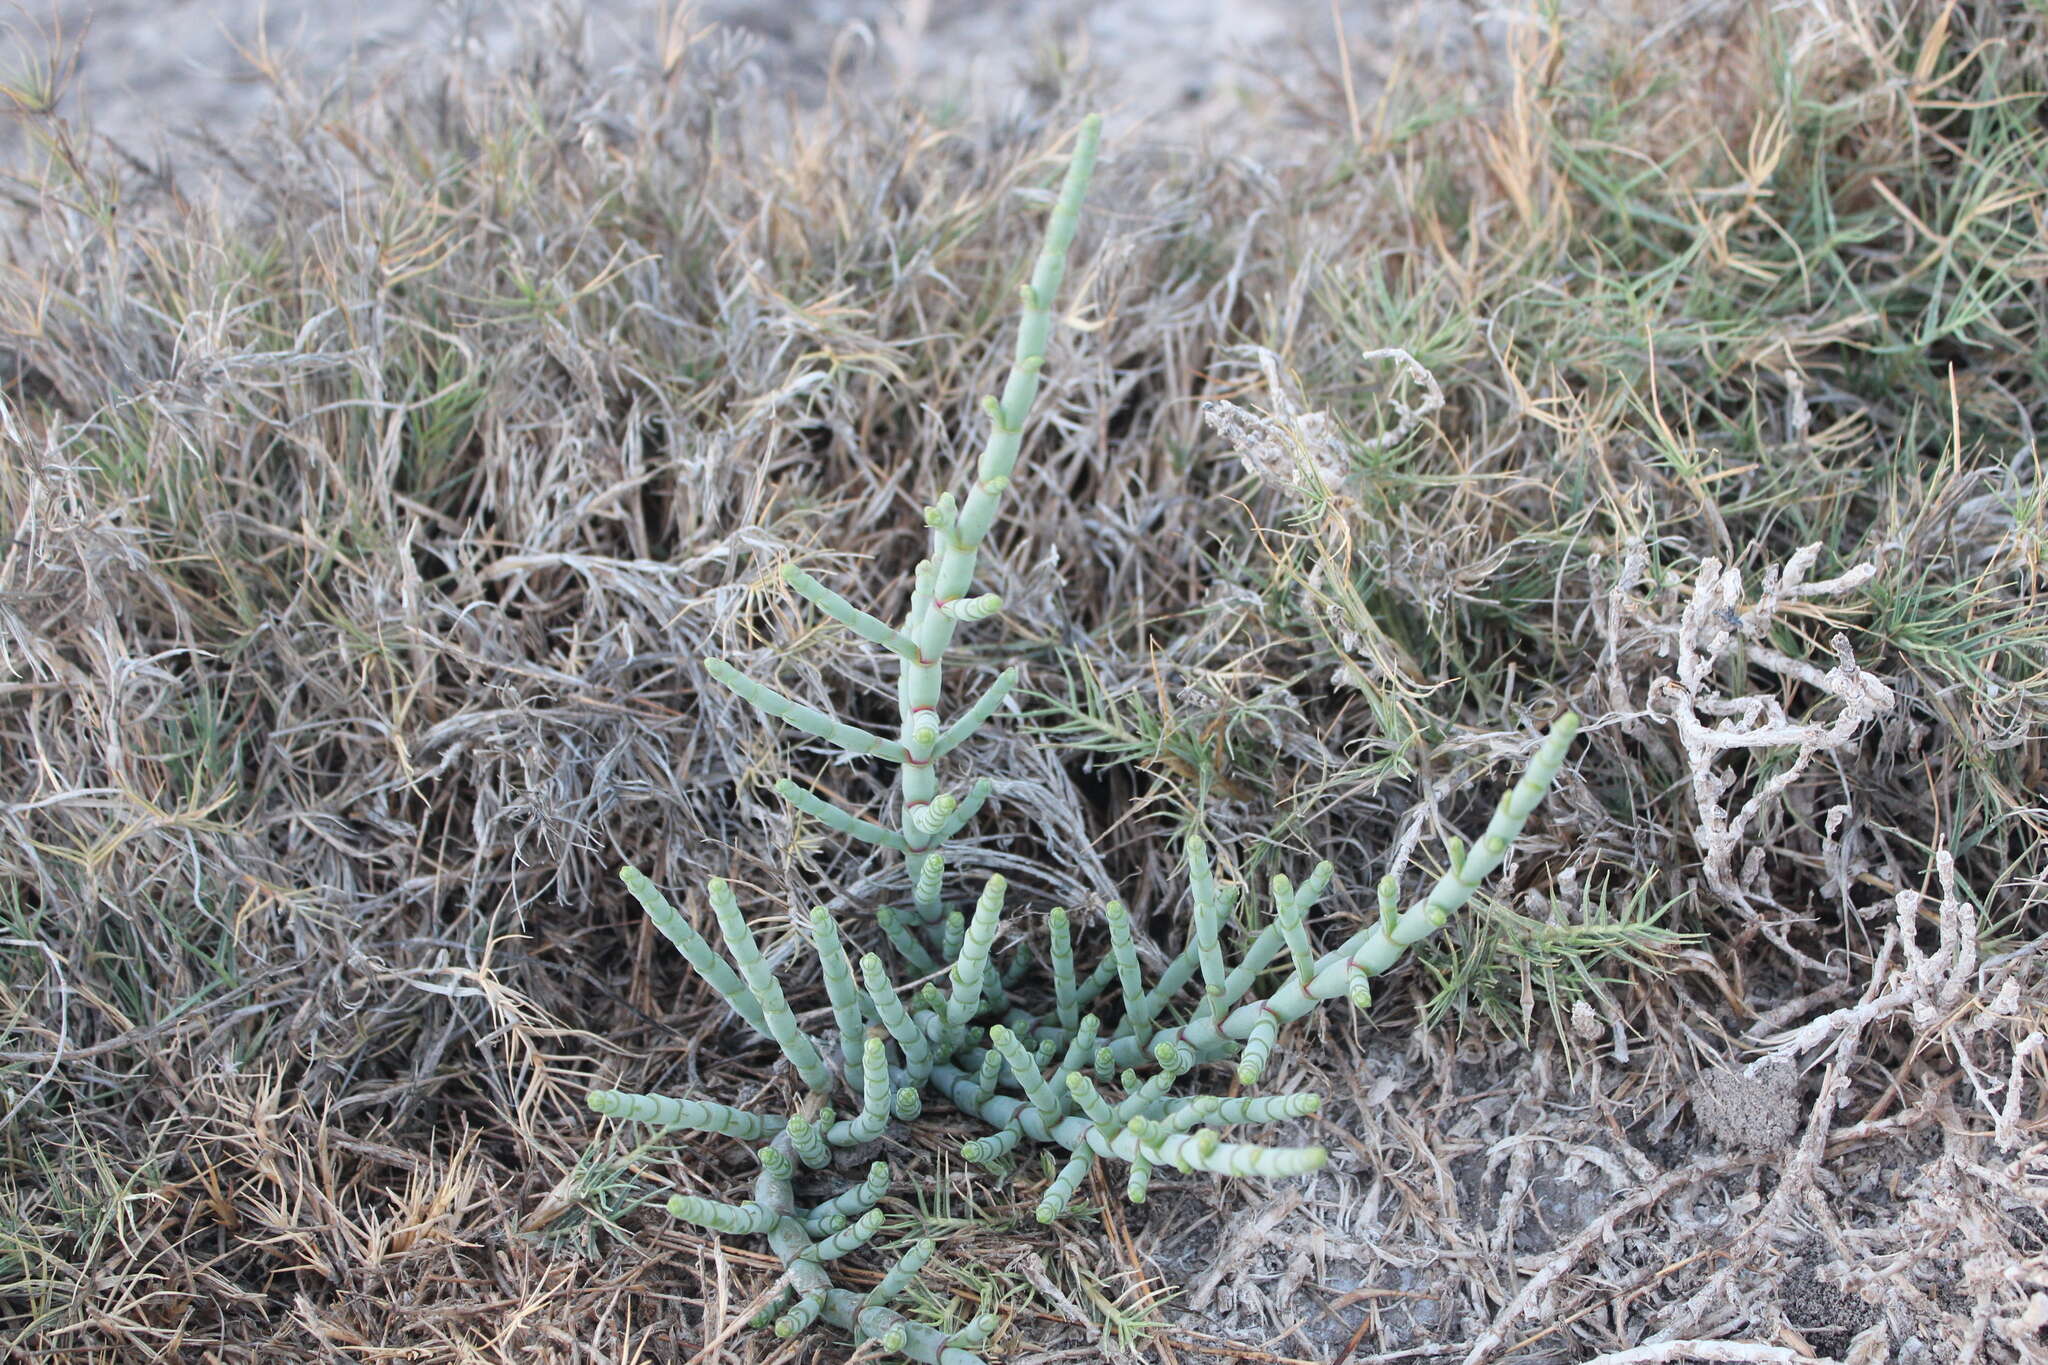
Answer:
[11,0,1491,163]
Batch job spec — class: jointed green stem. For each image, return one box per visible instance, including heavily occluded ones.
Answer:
[587,1089,783,1139]
[1187,835,1229,1022]
[1102,900,1149,1030]
[775,779,911,852]
[1273,875,1315,982]
[801,1161,889,1236]
[831,1037,896,1146]
[876,904,937,972]
[945,875,1005,1034]
[808,907,871,1071]
[861,952,933,1077]
[619,866,768,1034]
[782,564,920,660]
[705,658,908,763]
[668,1193,777,1235]
[1048,905,1079,1032]
[931,669,1018,759]
[707,878,833,1092]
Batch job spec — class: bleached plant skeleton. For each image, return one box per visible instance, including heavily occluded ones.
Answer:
[587,115,1581,1362]
[1636,542,1894,967]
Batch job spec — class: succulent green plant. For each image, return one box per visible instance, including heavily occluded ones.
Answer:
[588,114,1580,1362]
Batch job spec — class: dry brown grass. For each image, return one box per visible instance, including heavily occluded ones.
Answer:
[1,2,2043,1361]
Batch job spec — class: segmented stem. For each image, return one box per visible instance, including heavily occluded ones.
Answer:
[945,875,1006,1032]
[801,1161,890,1237]
[705,657,908,763]
[668,1194,777,1236]
[1102,899,1151,1032]
[782,564,921,660]
[988,1024,1066,1126]
[808,906,871,1072]
[831,1037,896,1146]
[1273,873,1316,982]
[586,1089,783,1139]
[707,878,832,1092]
[1035,1149,1094,1223]
[861,953,933,1078]
[1188,835,1229,1023]
[619,867,767,1034]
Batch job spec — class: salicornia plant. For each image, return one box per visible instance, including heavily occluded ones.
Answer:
[587,114,1580,1362]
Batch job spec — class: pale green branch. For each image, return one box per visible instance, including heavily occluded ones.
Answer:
[782,564,920,660]
[706,657,908,763]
